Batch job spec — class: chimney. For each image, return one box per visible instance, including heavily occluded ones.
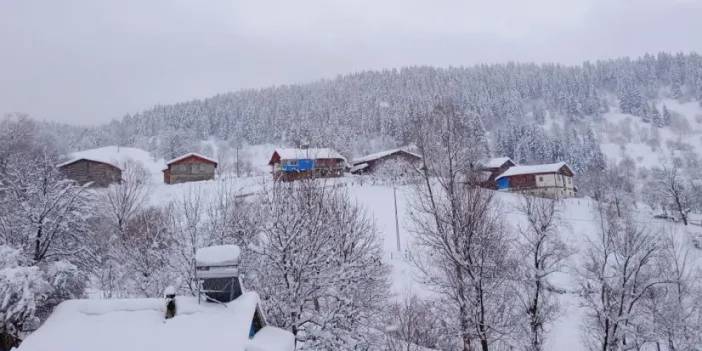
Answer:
[195,245,242,304]
[164,286,177,319]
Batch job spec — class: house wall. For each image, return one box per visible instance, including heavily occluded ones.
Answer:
[364,153,421,175]
[59,160,121,187]
[166,156,216,184]
[506,172,576,198]
[272,158,345,181]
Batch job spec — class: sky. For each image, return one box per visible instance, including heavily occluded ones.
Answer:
[1,0,701,126]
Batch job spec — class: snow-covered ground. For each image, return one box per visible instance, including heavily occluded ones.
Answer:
[599,99,702,168]
[67,144,702,351]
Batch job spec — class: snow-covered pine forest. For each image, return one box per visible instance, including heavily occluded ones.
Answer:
[2,52,702,351]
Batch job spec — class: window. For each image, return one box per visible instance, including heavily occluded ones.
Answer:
[567,177,571,184]
[539,176,543,182]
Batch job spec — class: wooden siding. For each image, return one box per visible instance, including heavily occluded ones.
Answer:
[272,158,345,181]
[59,159,122,187]
[164,155,216,184]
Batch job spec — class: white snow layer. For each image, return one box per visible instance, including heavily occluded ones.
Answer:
[272,148,346,162]
[351,147,421,165]
[196,245,242,267]
[165,152,218,166]
[478,156,513,169]
[496,161,570,179]
[17,292,293,351]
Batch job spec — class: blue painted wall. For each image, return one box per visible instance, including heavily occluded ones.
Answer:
[497,177,510,190]
[282,159,315,172]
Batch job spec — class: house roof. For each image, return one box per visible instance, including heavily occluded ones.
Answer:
[351,147,422,165]
[478,157,514,169]
[17,292,294,351]
[495,162,573,179]
[349,163,369,174]
[165,153,218,166]
[269,148,346,164]
[56,157,122,170]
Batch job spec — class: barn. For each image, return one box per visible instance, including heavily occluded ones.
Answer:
[57,158,122,187]
[268,148,346,181]
[477,157,516,189]
[494,162,576,198]
[350,148,422,176]
[163,153,218,184]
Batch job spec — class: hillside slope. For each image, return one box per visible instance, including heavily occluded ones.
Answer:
[81,145,702,351]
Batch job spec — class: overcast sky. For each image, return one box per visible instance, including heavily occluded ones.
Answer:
[1,0,701,125]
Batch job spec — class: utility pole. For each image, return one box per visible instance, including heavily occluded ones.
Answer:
[235,146,240,178]
[393,184,401,252]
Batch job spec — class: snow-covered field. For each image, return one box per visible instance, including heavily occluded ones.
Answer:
[599,99,702,168]
[67,144,702,351]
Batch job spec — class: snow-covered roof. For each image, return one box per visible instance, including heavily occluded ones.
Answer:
[196,245,241,267]
[496,162,573,179]
[17,292,295,351]
[56,157,122,170]
[56,146,164,174]
[351,147,422,165]
[271,148,346,162]
[479,157,514,169]
[166,153,218,166]
[349,163,369,173]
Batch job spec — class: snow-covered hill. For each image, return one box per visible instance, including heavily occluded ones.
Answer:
[74,145,702,351]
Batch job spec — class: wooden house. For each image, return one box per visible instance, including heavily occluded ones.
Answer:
[268,148,346,181]
[477,157,516,189]
[350,148,422,176]
[57,158,122,187]
[494,162,576,198]
[163,153,218,184]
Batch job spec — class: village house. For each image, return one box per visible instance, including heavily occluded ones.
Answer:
[349,147,422,176]
[17,245,295,351]
[57,158,122,187]
[477,157,516,189]
[163,153,218,184]
[268,147,346,181]
[494,161,576,198]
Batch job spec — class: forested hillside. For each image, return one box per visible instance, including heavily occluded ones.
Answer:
[49,52,701,167]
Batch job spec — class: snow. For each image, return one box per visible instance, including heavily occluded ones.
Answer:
[478,156,514,169]
[349,162,369,173]
[57,145,166,183]
[271,148,346,162]
[248,326,296,351]
[495,161,570,179]
[599,99,702,168]
[351,147,421,165]
[17,292,293,351]
[165,152,218,166]
[47,143,702,351]
[195,245,241,267]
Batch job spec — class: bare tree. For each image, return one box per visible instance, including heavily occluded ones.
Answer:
[251,180,389,350]
[650,159,699,225]
[205,179,260,247]
[170,186,205,294]
[644,232,702,351]
[1,153,91,264]
[101,160,150,235]
[514,196,569,351]
[383,295,445,351]
[409,102,517,351]
[579,205,668,351]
